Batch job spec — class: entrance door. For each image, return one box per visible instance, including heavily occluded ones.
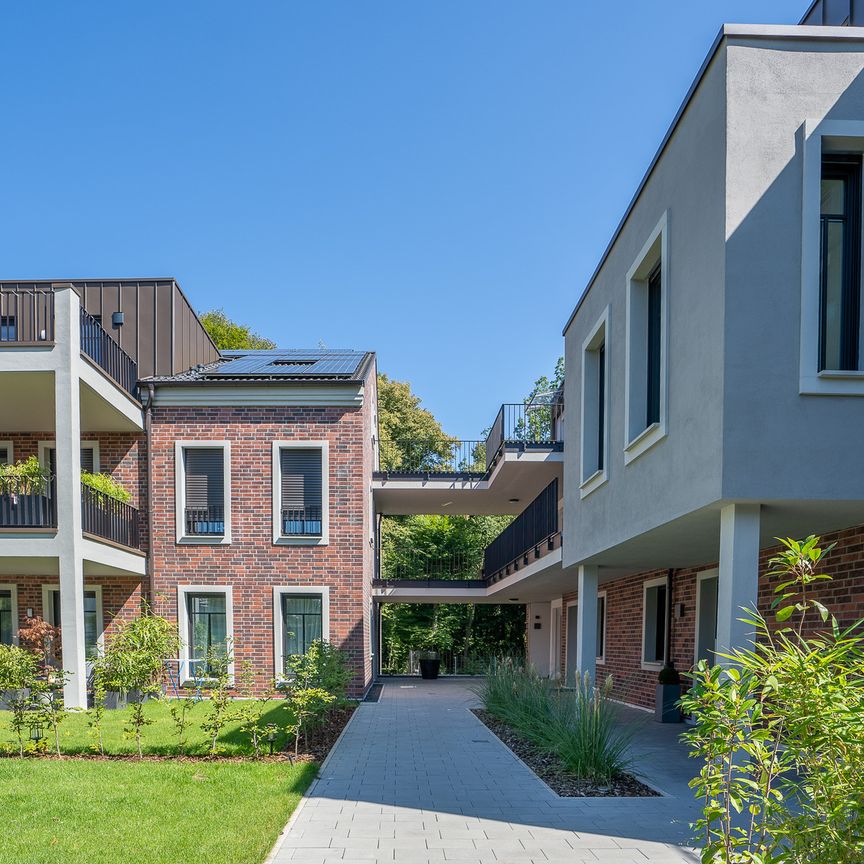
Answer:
[695,573,719,665]
[565,604,579,686]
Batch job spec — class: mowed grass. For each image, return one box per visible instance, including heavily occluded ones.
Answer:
[0,699,296,756]
[0,758,317,864]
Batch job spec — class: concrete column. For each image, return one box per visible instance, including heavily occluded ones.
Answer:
[575,565,598,685]
[53,286,87,709]
[717,503,761,661]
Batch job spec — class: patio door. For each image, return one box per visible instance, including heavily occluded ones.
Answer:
[565,604,579,686]
[695,572,719,665]
[45,588,103,664]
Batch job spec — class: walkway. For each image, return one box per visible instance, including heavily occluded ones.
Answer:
[268,678,700,864]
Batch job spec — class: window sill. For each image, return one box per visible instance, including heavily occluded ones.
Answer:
[177,535,231,546]
[801,369,864,395]
[273,535,328,547]
[596,657,606,666]
[624,422,666,465]
[579,468,607,499]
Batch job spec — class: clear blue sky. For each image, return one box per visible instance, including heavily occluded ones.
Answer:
[1,1,799,436]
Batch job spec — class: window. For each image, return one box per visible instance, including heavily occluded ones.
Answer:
[272,586,330,678]
[0,316,16,342]
[0,443,12,466]
[625,212,668,460]
[819,155,861,372]
[0,589,15,645]
[642,578,668,667]
[43,586,102,659]
[580,309,608,497]
[187,593,227,674]
[175,442,231,543]
[272,442,329,545]
[39,441,100,479]
[596,592,607,663]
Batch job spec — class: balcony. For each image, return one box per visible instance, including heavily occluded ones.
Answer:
[79,308,139,399]
[0,286,55,345]
[0,491,57,530]
[81,483,141,550]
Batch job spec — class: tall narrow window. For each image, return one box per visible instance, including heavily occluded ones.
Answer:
[596,594,607,661]
[187,593,227,674]
[0,590,12,645]
[597,343,605,472]
[820,155,862,371]
[281,594,323,668]
[580,310,608,496]
[643,580,668,666]
[646,264,662,426]
[280,448,323,537]
[184,448,225,536]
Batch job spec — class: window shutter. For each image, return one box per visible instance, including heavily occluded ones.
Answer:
[280,449,322,510]
[80,447,95,474]
[184,448,225,508]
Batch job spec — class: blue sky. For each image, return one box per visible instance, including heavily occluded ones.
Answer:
[1,1,799,436]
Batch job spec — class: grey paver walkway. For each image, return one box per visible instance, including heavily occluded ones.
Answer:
[268,678,700,864]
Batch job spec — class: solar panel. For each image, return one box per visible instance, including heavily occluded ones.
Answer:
[207,349,367,378]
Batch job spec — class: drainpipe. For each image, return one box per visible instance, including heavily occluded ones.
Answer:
[664,568,674,668]
[143,383,155,610]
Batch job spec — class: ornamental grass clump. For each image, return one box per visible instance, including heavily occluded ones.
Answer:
[476,658,633,785]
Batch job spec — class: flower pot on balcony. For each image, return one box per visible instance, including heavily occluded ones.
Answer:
[418,653,440,680]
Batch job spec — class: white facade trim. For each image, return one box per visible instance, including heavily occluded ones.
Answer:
[153,384,364,408]
[0,583,19,644]
[174,441,232,545]
[176,584,235,683]
[0,442,12,465]
[640,575,668,671]
[580,306,609,498]
[271,440,330,546]
[272,585,331,680]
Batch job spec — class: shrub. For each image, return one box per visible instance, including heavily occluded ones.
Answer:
[476,658,633,784]
[0,644,40,756]
[18,616,61,672]
[285,640,351,702]
[286,687,335,757]
[236,660,278,757]
[199,642,236,755]
[682,535,864,864]
[80,471,132,503]
[0,455,49,497]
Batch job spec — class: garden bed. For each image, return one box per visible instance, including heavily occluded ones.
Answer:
[472,708,659,798]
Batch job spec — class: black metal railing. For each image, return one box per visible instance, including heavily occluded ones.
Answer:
[483,478,558,581]
[281,506,323,537]
[0,492,57,529]
[79,307,139,398]
[484,403,560,470]
[184,505,225,536]
[377,439,486,475]
[0,286,54,344]
[380,543,479,581]
[81,483,140,549]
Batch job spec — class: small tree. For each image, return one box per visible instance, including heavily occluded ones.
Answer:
[199,642,236,755]
[236,660,278,757]
[31,671,69,757]
[88,657,108,756]
[0,644,39,756]
[18,616,61,674]
[286,687,335,757]
[169,697,197,755]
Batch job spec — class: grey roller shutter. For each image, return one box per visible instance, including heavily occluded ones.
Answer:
[280,448,322,535]
[184,448,224,508]
[80,447,95,474]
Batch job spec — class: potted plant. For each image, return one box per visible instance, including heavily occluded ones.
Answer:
[655,660,682,723]
[417,649,440,680]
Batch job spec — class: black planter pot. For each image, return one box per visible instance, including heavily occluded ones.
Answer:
[419,658,440,680]
[655,683,683,723]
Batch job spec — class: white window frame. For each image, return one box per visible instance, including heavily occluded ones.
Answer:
[42,583,104,655]
[38,440,100,473]
[800,118,864,394]
[0,442,13,465]
[272,585,331,681]
[0,583,19,644]
[596,590,608,665]
[694,568,720,667]
[174,441,232,545]
[177,585,235,684]
[580,307,610,498]
[624,211,669,463]
[641,576,669,671]
[271,440,330,546]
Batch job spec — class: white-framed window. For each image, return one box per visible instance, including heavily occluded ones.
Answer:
[596,591,607,665]
[0,442,13,466]
[42,584,104,659]
[174,441,231,544]
[641,576,669,669]
[38,441,100,476]
[694,569,719,667]
[580,307,609,498]
[272,586,330,679]
[625,211,668,462]
[177,585,234,682]
[549,598,563,679]
[271,441,329,546]
[0,584,19,645]
[800,119,864,394]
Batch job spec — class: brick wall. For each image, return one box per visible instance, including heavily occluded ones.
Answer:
[148,401,374,697]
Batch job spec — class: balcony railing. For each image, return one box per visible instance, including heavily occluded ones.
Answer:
[0,286,54,344]
[0,492,57,529]
[379,544,478,582]
[81,483,140,549]
[378,439,486,476]
[281,506,323,537]
[484,403,560,471]
[79,307,139,399]
[483,478,558,582]
[185,505,225,536]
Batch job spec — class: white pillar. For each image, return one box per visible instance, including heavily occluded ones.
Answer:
[717,503,761,661]
[575,565,598,685]
[53,286,87,709]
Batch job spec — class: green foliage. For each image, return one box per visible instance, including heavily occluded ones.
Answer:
[235,660,277,757]
[199,643,237,755]
[88,657,108,755]
[682,535,864,864]
[30,676,69,757]
[284,640,351,701]
[0,645,40,756]
[476,659,632,784]
[80,471,132,503]
[0,455,50,497]
[198,308,276,350]
[168,697,197,756]
[285,687,335,757]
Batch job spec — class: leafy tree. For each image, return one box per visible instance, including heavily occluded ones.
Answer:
[198,308,276,350]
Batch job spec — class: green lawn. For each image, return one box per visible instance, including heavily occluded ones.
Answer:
[0,758,317,864]
[0,699,296,756]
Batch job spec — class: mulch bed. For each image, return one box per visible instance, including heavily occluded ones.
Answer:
[472,708,659,798]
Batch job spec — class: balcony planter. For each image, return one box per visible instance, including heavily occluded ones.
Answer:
[655,662,683,723]
[418,651,440,680]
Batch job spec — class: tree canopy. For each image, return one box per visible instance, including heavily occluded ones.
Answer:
[199,308,276,350]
